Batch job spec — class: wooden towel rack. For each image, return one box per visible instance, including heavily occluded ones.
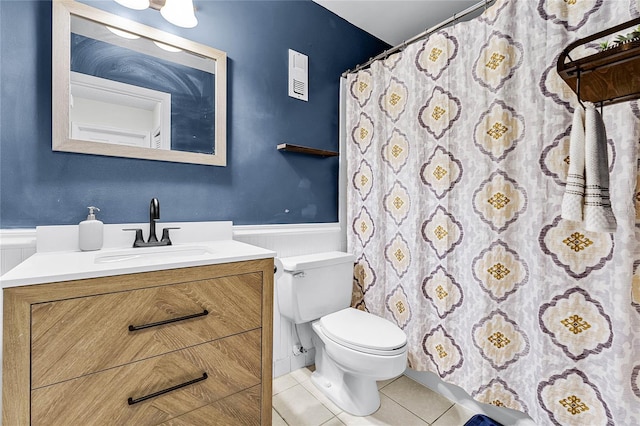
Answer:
[557,17,640,107]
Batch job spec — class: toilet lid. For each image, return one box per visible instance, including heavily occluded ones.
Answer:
[320,308,407,352]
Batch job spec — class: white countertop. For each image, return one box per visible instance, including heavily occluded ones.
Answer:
[1,240,275,288]
[0,222,275,288]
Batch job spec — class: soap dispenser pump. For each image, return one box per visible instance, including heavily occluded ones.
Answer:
[79,206,104,251]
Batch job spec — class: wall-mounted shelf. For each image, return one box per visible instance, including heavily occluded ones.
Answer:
[557,17,640,107]
[277,143,339,157]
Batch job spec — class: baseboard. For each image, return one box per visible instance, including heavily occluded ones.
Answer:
[403,369,536,426]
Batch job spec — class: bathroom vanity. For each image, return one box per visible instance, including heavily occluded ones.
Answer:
[1,223,274,425]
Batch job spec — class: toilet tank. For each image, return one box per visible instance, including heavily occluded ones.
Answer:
[277,251,356,324]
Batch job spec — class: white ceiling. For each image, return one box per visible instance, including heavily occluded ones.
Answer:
[312,0,482,46]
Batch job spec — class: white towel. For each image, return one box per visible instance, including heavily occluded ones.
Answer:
[561,105,585,222]
[584,102,617,233]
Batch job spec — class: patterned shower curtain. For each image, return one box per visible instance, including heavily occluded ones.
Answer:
[345,1,640,425]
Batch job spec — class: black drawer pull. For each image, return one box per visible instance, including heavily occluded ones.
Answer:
[127,372,208,405]
[128,310,209,332]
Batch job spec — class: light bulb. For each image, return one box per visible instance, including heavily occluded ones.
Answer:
[113,0,150,11]
[153,41,182,52]
[106,26,140,40]
[160,0,198,28]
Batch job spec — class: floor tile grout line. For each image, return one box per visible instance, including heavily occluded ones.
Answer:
[272,374,300,396]
[289,366,315,384]
[380,388,454,425]
[272,405,289,425]
[285,369,350,417]
[298,379,345,417]
[276,371,464,426]
[273,382,336,426]
[430,403,459,425]
[272,382,307,425]
[377,375,402,390]
[273,385,298,396]
[321,414,341,426]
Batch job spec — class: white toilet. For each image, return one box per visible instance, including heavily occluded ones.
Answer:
[276,251,408,416]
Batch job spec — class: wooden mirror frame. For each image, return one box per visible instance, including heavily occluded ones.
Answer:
[52,0,227,166]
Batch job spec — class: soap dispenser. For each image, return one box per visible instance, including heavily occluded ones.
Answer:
[79,206,104,251]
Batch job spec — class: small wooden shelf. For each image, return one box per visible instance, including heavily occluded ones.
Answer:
[277,143,339,157]
[557,17,640,106]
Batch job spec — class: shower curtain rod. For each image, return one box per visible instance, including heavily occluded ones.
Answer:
[342,0,494,78]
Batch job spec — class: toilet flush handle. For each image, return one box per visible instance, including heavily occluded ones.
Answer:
[293,271,306,278]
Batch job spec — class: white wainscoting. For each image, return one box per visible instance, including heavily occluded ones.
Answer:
[0,223,343,380]
[234,223,344,377]
[0,229,37,275]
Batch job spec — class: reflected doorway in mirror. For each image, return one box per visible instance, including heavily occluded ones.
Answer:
[70,71,171,150]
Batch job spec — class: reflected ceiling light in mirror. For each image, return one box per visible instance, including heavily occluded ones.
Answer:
[153,41,182,52]
[114,0,149,11]
[113,0,198,28]
[160,0,198,29]
[106,26,141,39]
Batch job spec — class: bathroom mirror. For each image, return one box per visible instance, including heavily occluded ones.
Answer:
[52,0,227,166]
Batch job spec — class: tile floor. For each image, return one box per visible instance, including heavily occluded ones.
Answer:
[272,367,476,426]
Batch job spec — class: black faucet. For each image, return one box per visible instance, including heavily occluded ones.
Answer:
[124,198,179,247]
[148,197,160,243]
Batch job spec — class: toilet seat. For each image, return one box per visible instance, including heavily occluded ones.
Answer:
[319,308,407,356]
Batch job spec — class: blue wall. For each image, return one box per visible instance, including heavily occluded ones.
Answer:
[0,0,388,227]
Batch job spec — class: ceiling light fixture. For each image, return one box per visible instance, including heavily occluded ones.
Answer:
[153,41,182,52]
[114,0,149,11]
[160,0,198,28]
[113,0,198,29]
[106,26,141,39]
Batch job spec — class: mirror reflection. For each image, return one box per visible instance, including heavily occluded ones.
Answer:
[70,16,216,154]
[53,0,227,166]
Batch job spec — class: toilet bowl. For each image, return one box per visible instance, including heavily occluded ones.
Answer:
[276,252,408,416]
[311,308,407,415]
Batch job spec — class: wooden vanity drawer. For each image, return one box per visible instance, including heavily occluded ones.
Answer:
[160,385,262,425]
[31,329,262,425]
[31,272,262,388]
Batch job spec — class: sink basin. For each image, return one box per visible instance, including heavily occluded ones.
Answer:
[95,245,213,264]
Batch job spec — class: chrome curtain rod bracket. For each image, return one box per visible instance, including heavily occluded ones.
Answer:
[342,0,495,78]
